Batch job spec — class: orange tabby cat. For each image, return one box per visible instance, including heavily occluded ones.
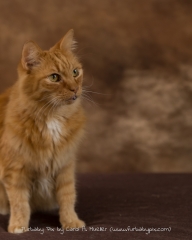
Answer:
[0,29,86,233]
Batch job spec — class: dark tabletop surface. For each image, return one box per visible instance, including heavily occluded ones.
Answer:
[0,174,191,240]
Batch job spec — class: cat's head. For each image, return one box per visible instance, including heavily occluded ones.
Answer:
[18,29,83,106]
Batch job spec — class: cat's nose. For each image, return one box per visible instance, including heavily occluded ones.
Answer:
[69,86,79,94]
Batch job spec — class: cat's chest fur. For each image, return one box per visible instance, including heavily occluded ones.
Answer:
[46,118,63,143]
[2,102,85,177]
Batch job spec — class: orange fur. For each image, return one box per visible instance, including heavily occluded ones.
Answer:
[0,29,86,233]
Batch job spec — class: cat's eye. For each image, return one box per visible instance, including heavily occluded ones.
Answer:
[73,69,79,78]
[48,73,60,82]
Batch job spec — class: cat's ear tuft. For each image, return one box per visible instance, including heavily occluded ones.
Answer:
[51,29,77,52]
[21,41,41,70]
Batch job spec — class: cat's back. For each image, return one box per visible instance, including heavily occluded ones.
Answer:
[0,88,11,137]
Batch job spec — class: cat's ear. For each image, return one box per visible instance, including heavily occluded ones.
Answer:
[50,29,76,52]
[21,41,42,70]
[60,29,76,52]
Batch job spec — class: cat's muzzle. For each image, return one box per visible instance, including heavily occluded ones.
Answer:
[72,95,77,100]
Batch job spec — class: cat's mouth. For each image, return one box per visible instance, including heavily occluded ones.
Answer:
[66,94,78,104]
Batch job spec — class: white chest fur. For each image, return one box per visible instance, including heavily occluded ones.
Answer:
[46,119,62,142]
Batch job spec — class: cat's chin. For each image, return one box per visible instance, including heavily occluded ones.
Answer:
[65,96,79,105]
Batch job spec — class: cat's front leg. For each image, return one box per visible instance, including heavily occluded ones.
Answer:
[56,161,85,229]
[4,170,30,234]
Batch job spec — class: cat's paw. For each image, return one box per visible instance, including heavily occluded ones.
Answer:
[8,225,28,234]
[61,218,85,229]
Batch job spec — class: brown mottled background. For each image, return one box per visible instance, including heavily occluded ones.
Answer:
[0,0,192,173]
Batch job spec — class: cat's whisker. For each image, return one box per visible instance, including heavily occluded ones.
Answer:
[39,97,59,119]
[53,99,62,114]
[48,97,61,116]
[38,95,52,102]
[38,103,54,122]
[34,102,51,122]
[82,92,96,101]
[34,96,59,122]
[46,100,56,117]
[82,89,109,96]
[81,94,98,106]
[36,99,54,116]
[82,97,98,106]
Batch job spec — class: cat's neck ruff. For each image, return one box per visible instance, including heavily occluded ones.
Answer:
[37,97,81,121]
